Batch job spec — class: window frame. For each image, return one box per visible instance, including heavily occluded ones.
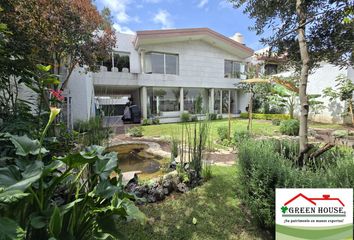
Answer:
[224,60,242,79]
[145,52,179,75]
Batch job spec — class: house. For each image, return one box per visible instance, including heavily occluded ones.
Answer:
[67,28,254,125]
[250,48,354,124]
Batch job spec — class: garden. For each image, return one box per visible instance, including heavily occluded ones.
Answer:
[1,0,354,240]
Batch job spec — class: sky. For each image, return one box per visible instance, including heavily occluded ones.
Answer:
[94,0,269,51]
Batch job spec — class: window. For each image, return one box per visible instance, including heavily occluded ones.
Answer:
[264,64,278,75]
[147,87,180,116]
[113,52,130,72]
[224,60,241,78]
[145,52,179,75]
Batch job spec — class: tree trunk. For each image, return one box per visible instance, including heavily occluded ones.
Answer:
[296,0,311,165]
[349,100,354,126]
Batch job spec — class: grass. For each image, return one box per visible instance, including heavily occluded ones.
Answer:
[119,166,268,240]
[142,119,279,140]
[141,119,348,141]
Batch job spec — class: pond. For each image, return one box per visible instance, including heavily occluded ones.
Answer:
[107,143,169,180]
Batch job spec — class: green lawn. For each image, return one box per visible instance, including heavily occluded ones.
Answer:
[141,119,348,141]
[120,166,268,240]
[142,119,279,140]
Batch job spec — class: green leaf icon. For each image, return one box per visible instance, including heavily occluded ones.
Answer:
[281,206,288,214]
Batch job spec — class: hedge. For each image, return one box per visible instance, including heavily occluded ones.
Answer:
[239,113,290,120]
[237,139,354,230]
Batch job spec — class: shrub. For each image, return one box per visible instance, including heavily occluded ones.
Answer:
[271,119,282,126]
[217,126,228,141]
[208,113,217,120]
[202,161,213,181]
[237,139,354,230]
[128,126,143,137]
[279,119,300,136]
[190,115,198,122]
[0,112,146,239]
[240,113,290,120]
[142,118,150,126]
[180,112,191,122]
[217,115,223,120]
[74,117,111,146]
[152,118,160,125]
[232,130,251,146]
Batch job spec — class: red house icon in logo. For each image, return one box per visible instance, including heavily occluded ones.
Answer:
[284,193,345,206]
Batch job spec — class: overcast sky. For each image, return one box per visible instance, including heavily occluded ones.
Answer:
[94,0,274,51]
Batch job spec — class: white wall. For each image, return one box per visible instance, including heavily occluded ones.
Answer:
[114,33,140,73]
[307,63,348,123]
[140,40,246,88]
[67,68,94,123]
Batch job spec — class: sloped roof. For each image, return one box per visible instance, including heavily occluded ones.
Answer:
[134,28,254,58]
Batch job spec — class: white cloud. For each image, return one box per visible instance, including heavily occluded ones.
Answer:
[144,0,162,3]
[197,0,208,8]
[153,10,174,29]
[97,0,140,23]
[113,23,135,35]
[218,0,233,9]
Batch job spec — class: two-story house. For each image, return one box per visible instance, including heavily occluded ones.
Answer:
[67,28,254,124]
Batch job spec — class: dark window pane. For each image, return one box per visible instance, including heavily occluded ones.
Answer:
[166,54,178,74]
[150,53,164,74]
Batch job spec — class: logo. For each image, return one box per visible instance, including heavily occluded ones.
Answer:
[276,188,353,240]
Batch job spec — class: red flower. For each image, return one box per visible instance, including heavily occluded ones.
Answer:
[49,89,64,101]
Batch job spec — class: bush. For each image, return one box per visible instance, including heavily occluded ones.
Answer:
[271,119,282,126]
[232,130,251,146]
[240,113,290,120]
[217,126,229,141]
[180,112,191,122]
[237,139,354,230]
[152,118,160,125]
[128,126,143,137]
[74,117,111,145]
[190,115,198,122]
[279,119,300,136]
[142,118,150,126]
[208,113,217,120]
[217,115,223,120]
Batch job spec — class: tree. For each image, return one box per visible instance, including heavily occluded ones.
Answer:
[1,0,116,90]
[323,75,354,125]
[229,0,353,164]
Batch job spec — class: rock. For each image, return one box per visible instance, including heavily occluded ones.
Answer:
[133,185,149,198]
[177,183,189,193]
[169,160,177,169]
[162,179,174,193]
[147,185,165,203]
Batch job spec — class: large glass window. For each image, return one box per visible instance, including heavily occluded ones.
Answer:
[224,60,241,78]
[222,90,230,114]
[145,52,179,75]
[147,87,180,116]
[214,90,221,114]
[184,88,205,114]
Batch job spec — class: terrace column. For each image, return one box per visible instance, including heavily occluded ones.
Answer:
[141,86,148,119]
[209,88,214,113]
[180,87,184,113]
[220,90,223,115]
[140,50,145,73]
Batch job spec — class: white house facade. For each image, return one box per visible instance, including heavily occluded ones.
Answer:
[68,28,253,124]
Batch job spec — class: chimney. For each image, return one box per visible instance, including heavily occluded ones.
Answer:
[230,32,244,44]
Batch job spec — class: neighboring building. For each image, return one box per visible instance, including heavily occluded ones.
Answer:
[68,28,254,124]
[251,48,354,124]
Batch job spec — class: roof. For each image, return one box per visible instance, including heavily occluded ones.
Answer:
[284,193,345,207]
[134,28,254,59]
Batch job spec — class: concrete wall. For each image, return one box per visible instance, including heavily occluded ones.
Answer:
[94,39,247,89]
[67,68,94,123]
[306,63,347,123]
[114,33,140,74]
